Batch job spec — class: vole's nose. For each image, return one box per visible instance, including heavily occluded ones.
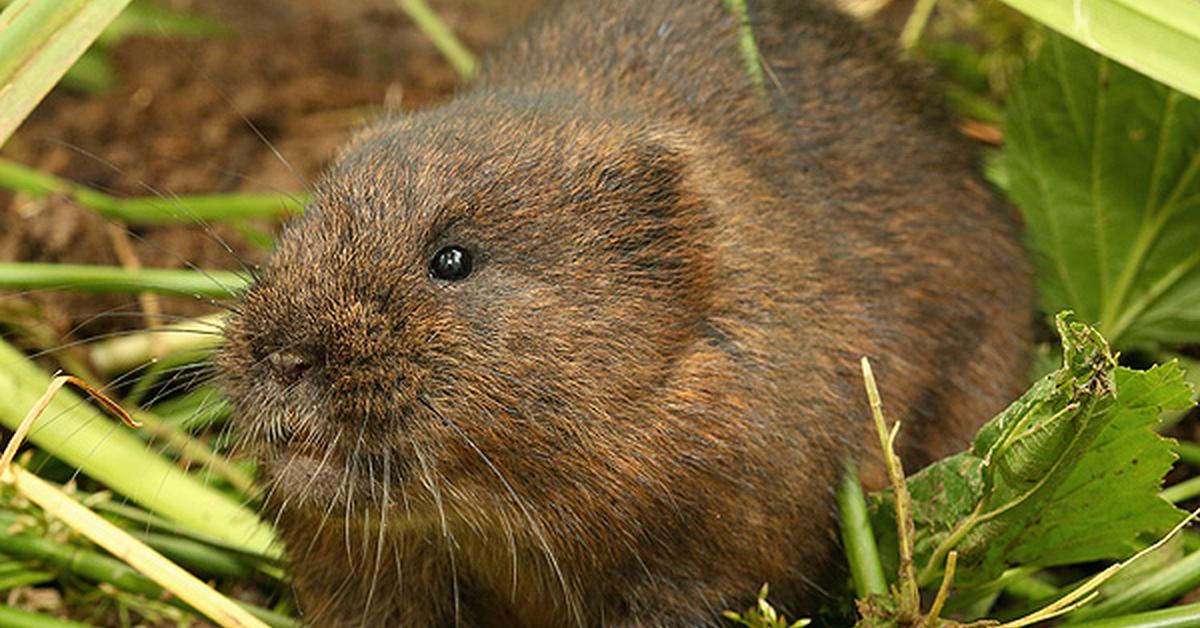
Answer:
[268,349,314,383]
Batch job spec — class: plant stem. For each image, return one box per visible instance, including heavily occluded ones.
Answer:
[149,386,232,431]
[1174,440,1200,467]
[1068,549,1200,621]
[0,532,161,597]
[0,339,278,557]
[861,357,920,621]
[396,0,477,79]
[2,464,269,627]
[0,532,294,627]
[722,0,765,89]
[1162,475,1200,504]
[87,313,225,376]
[836,464,887,598]
[926,550,957,624]
[0,606,90,628]
[899,0,938,52]
[134,410,261,500]
[0,262,246,297]
[1067,601,1200,628]
[0,157,304,223]
[129,531,250,579]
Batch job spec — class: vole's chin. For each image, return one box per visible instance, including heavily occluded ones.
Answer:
[258,441,410,511]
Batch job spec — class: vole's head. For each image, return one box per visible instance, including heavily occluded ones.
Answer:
[220,96,716,517]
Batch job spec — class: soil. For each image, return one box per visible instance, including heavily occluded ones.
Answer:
[0,0,541,343]
[0,1,542,622]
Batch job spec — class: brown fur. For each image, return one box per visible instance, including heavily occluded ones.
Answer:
[219,0,1032,625]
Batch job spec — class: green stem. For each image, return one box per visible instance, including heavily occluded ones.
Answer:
[837,465,887,598]
[123,349,215,406]
[0,532,295,627]
[1068,601,1200,627]
[899,0,938,51]
[0,338,279,557]
[129,531,250,579]
[722,0,765,89]
[0,0,132,147]
[0,532,161,597]
[88,312,225,376]
[150,386,232,431]
[1161,475,1200,504]
[1175,441,1200,467]
[1068,549,1200,622]
[0,158,304,223]
[861,357,920,620]
[396,0,477,79]
[134,410,261,500]
[0,606,90,628]
[0,262,246,297]
[90,500,281,568]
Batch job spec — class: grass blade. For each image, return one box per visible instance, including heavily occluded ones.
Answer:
[837,465,887,598]
[0,158,305,223]
[396,0,476,79]
[0,0,133,147]
[0,262,246,297]
[0,340,277,558]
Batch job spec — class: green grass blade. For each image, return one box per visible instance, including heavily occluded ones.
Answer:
[0,0,133,147]
[0,339,279,558]
[0,158,306,223]
[396,0,476,79]
[999,0,1200,100]
[1068,602,1200,627]
[0,262,246,297]
[837,465,888,598]
[0,606,89,628]
[1068,549,1200,621]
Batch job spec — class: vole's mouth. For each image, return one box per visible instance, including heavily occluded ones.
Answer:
[284,439,335,463]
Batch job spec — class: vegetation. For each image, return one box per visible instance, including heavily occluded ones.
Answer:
[0,0,1198,626]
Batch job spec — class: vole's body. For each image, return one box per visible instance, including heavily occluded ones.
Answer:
[221,0,1032,625]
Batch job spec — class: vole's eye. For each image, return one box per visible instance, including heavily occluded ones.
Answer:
[429,245,473,281]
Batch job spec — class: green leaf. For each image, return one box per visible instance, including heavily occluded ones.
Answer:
[1005,31,1200,349]
[870,313,1191,586]
[998,0,1200,101]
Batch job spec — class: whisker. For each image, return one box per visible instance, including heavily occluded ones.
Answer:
[418,396,582,624]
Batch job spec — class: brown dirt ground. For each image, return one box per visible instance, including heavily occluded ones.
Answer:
[0,0,541,343]
[0,1,542,622]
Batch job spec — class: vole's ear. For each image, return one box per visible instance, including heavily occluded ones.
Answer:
[587,139,714,294]
[595,141,687,215]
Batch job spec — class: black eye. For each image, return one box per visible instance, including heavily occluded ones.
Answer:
[429,245,473,281]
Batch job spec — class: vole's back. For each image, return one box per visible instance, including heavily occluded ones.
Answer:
[479,0,1031,475]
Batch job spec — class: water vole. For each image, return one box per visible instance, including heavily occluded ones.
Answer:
[220,0,1032,624]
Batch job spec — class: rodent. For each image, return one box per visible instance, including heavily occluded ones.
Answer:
[219,0,1033,625]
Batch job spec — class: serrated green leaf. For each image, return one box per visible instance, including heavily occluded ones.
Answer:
[870,314,1191,586]
[1005,31,1200,349]
[1003,363,1189,566]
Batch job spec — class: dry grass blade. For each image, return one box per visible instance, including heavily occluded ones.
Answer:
[998,508,1200,627]
[0,374,139,473]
